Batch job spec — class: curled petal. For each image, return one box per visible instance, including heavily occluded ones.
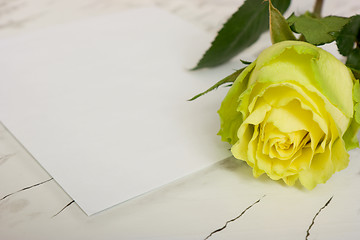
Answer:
[218,62,256,145]
[299,137,349,190]
[249,41,353,120]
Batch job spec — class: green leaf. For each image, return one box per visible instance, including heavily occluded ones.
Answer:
[336,15,360,56]
[269,0,296,44]
[188,68,245,101]
[240,59,252,65]
[336,15,360,72]
[346,48,360,71]
[193,0,291,70]
[287,13,349,45]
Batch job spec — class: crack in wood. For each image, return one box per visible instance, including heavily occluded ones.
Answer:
[305,196,333,240]
[204,195,265,240]
[52,200,75,218]
[0,178,53,202]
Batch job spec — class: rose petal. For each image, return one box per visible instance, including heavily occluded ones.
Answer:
[299,137,348,190]
[218,62,256,145]
[232,99,271,166]
[249,41,353,120]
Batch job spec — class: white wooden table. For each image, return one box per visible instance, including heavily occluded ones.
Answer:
[1,0,360,239]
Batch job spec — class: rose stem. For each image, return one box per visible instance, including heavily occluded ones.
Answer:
[313,0,324,18]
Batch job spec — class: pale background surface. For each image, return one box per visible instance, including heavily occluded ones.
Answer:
[1,0,360,239]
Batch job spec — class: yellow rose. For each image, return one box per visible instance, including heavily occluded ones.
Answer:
[218,40,359,189]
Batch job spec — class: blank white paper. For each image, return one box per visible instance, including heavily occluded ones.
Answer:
[0,8,237,215]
